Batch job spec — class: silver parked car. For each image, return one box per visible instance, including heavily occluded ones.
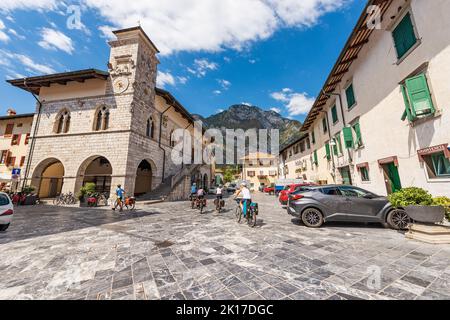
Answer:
[287,185,410,230]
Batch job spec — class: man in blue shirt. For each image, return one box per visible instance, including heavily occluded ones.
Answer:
[190,183,197,199]
[116,184,125,212]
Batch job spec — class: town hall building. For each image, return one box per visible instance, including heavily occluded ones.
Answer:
[8,26,212,200]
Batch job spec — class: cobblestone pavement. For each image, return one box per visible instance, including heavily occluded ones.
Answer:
[0,193,449,300]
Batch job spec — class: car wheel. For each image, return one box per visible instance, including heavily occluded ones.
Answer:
[387,209,410,230]
[0,224,10,232]
[301,208,324,228]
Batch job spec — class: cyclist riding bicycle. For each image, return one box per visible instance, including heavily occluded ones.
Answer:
[197,187,206,199]
[116,184,125,212]
[234,182,252,217]
[216,185,223,200]
[190,183,197,200]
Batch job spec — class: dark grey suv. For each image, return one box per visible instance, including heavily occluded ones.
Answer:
[287,185,410,230]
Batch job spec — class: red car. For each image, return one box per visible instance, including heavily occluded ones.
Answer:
[263,185,275,194]
[279,184,316,205]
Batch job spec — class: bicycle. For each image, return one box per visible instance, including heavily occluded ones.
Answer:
[96,193,109,206]
[234,199,258,228]
[214,196,225,213]
[190,194,197,209]
[196,196,207,214]
[53,192,77,205]
[113,196,136,211]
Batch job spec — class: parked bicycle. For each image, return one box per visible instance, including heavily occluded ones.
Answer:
[234,198,258,227]
[96,193,109,206]
[53,192,77,205]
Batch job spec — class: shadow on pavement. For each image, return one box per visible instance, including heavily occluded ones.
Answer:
[0,204,162,245]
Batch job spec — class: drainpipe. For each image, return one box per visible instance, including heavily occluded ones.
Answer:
[322,90,353,163]
[320,110,336,183]
[21,79,43,190]
[183,123,193,169]
[159,106,172,181]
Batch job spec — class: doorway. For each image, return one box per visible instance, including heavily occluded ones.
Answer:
[38,161,65,198]
[382,162,402,194]
[339,166,352,185]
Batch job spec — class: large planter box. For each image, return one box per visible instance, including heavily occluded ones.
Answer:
[405,205,445,224]
[23,195,37,206]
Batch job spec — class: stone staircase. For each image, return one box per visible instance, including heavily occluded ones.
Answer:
[137,175,173,202]
[137,164,202,203]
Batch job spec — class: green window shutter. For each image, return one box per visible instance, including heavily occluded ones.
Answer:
[401,84,414,121]
[313,150,318,165]
[343,127,354,149]
[325,143,331,160]
[333,138,338,156]
[322,117,328,133]
[345,84,356,109]
[393,12,417,59]
[353,122,362,147]
[405,74,435,118]
[311,131,316,144]
[331,105,338,123]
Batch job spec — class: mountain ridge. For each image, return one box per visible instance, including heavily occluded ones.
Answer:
[193,104,303,149]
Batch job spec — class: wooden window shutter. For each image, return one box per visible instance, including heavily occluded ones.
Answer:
[353,122,362,146]
[405,74,435,118]
[346,84,356,109]
[331,105,338,123]
[393,12,417,59]
[343,127,354,149]
[325,143,331,160]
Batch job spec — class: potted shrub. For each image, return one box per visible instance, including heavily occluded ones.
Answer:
[433,196,450,222]
[21,186,37,205]
[78,183,97,207]
[388,187,445,224]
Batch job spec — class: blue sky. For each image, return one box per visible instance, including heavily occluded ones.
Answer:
[0,0,366,122]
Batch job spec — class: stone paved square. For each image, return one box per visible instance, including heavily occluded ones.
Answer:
[0,193,449,300]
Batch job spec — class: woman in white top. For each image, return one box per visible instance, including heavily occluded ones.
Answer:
[234,182,252,217]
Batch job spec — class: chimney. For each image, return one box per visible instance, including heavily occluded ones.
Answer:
[7,108,17,116]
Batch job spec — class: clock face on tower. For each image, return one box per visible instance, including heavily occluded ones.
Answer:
[113,77,129,94]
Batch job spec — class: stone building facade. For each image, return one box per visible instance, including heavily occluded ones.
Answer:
[0,110,34,192]
[280,0,449,197]
[8,27,213,199]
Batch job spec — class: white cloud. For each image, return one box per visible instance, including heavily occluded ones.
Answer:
[0,49,56,74]
[268,0,349,27]
[213,90,222,95]
[249,59,257,64]
[216,108,224,113]
[156,71,176,88]
[0,19,10,42]
[271,88,315,116]
[218,79,231,90]
[1,0,350,55]
[177,76,188,85]
[188,59,218,77]
[8,28,25,40]
[270,107,281,114]
[0,0,57,11]
[241,102,252,106]
[38,28,74,54]
[98,25,115,40]
[79,0,348,55]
